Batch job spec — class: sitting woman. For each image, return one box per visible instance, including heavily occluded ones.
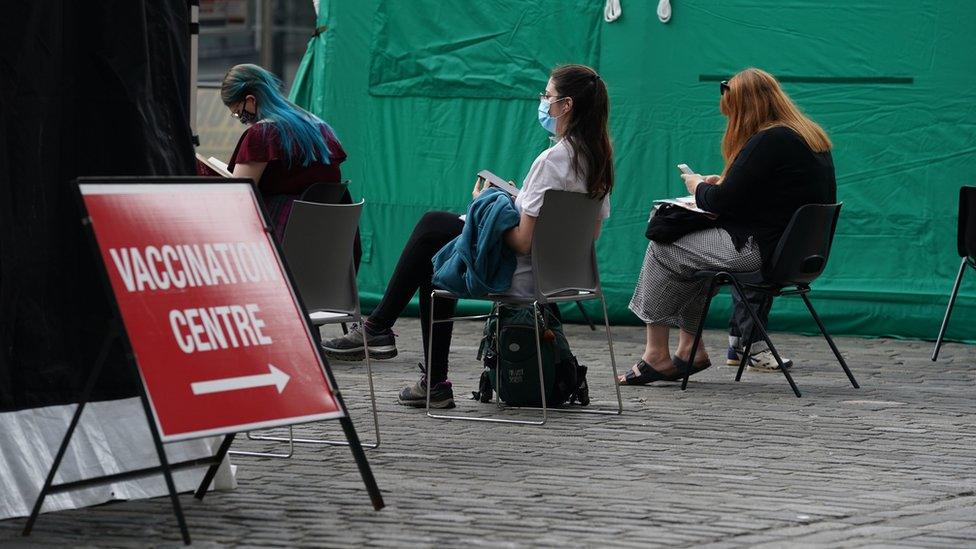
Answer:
[621,67,836,385]
[221,63,347,241]
[323,64,614,409]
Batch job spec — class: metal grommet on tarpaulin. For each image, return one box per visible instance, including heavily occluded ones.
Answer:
[657,0,672,23]
[603,0,621,22]
[604,1,671,24]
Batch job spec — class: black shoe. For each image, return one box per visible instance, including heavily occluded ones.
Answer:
[398,364,455,409]
[322,323,397,361]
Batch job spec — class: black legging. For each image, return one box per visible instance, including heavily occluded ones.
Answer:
[369,212,464,383]
[370,210,563,384]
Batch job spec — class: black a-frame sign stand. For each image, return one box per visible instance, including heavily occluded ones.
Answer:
[21,317,384,544]
[22,178,384,545]
[20,320,229,545]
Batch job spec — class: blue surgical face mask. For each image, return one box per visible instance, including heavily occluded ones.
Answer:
[538,97,566,135]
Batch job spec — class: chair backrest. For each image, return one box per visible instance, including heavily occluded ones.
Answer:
[301,180,351,205]
[765,203,842,286]
[281,200,363,315]
[958,186,976,259]
[530,190,603,298]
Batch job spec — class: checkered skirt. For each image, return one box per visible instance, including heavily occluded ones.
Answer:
[629,228,762,331]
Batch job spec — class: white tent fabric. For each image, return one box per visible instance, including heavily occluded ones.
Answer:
[0,397,236,520]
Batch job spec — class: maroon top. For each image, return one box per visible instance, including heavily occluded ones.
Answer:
[228,121,347,195]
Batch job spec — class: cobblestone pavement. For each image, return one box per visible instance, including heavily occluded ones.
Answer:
[2,317,975,548]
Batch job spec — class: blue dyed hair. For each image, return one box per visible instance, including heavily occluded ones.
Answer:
[221,64,335,167]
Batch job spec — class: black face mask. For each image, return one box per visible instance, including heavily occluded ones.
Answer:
[235,107,257,125]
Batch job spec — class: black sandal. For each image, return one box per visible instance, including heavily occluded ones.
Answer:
[672,355,712,378]
[618,359,677,386]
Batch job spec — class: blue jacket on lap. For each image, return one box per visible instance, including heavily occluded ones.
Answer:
[432,187,520,298]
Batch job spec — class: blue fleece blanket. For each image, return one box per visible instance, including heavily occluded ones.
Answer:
[432,187,521,298]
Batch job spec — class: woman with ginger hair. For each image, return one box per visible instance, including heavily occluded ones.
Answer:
[621,68,836,385]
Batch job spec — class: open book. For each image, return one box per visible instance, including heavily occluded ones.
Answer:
[195,153,233,178]
[653,195,711,215]
[477,169,519,197]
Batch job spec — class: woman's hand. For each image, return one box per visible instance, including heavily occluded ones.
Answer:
[472,177,487,200]
[703,174,722,185]
[681,173,707,195]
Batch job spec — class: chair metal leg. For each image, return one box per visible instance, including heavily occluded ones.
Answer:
[932,258,968,361]
[729,280,801,397]
[682,277,717,391]
[735,340,753,382]
[800,293,859,389]
[234,315,381,456]
[530,302,550,424]
[600,295,624,414]
[230,426,295,458]
[425,293,435,415]
[575,301,597,331]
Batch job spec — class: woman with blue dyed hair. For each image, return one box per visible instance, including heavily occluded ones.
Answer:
[221,63,347,240]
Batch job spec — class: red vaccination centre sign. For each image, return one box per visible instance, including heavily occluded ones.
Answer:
[79,182,341,441]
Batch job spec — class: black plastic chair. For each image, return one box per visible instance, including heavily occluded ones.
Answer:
[301,180,360,333]
[301,179,350,204]
[932,186,976,361]
[234,200,379,457]
[681,203,859,397]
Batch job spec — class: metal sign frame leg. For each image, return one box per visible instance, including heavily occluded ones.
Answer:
[338,415,385,510]
[309,335,383,510]
[256,199,386,511]
[21,322,205,545]
[22,325,119,538]
[137,385,192,545]
[314,354,384,510]
[193,433,237,500]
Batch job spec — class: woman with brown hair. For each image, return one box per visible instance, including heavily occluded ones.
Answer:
[620,67,836,385]
[323,64,614,408]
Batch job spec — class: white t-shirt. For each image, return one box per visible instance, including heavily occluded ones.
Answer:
[507,138,611,297]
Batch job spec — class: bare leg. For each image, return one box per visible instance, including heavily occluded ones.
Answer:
[618,324,677,383]
[675,329,710,364]
[642,324,671,364]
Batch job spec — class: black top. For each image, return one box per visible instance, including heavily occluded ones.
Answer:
[695,126,836,266]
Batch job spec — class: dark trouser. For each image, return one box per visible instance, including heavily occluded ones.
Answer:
[369,212,464,383]
[728,288,772,353]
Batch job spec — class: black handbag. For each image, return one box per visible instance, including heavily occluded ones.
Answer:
[645,203,718,243]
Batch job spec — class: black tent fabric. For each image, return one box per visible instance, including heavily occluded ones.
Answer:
[0,1,195,411]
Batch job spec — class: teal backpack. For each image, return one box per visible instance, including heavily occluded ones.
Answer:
[475,305,589,407]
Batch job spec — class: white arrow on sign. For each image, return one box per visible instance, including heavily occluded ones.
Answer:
[190,364,290,396]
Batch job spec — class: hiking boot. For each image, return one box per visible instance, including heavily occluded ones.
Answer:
[321,323,397,361]
[726,346,793,371]
[398,364,455,409]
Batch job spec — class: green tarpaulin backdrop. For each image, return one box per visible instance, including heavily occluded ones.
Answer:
[290,0,976,342]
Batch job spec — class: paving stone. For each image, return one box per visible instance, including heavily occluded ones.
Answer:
[1,319,974,547]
